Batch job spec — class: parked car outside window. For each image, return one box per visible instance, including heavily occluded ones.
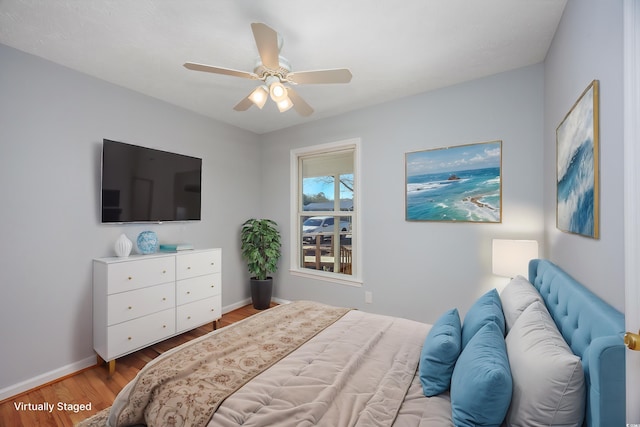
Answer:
[302,216,350,243]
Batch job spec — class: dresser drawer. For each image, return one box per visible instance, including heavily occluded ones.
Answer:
[107,282,175,326]
[176,273,221,305]
[106,257,175,294]
[176,250,221,280]
[176,295,221,333]
[107,309,175,359]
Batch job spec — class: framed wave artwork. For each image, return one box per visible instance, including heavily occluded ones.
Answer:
[405,140,502,223]
[556,80,599,239]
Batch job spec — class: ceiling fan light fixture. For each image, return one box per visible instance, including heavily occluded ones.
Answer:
[269,80,288,102]
[184,23,351,117]
[248,85,268,109]
[276,96,294,113]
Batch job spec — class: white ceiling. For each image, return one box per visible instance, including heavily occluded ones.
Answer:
[0,0,567,134]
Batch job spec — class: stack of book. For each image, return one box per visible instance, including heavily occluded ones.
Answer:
[159,243,194,252]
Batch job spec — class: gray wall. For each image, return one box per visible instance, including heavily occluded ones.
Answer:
[260,64,546,324]
[543,0,625,310]
[0,44,261,394]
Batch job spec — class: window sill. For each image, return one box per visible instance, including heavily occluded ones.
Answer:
[289,268,363,287]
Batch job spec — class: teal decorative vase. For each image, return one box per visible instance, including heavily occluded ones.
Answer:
[137,231,158,254]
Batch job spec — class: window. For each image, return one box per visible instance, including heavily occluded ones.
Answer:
[290,139,361,286]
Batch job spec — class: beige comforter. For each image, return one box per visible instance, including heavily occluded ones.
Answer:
[208,308,431,426]
[79,301,442,427]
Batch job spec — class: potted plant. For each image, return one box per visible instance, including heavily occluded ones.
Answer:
[240,218,282,309]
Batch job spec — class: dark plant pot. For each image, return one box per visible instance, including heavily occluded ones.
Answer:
[250,278,273,310]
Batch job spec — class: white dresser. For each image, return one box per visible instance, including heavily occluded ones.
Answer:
[93,248,221,373]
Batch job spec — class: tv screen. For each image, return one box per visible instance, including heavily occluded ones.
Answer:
[101,139,202,223]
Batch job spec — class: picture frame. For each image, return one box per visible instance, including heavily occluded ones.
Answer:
[405,140,502,222]
[556,80,599,238]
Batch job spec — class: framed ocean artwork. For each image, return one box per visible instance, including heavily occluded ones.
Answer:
[405,140,502,222]
[556,80,599,239]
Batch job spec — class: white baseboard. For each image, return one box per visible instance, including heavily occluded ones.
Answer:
[222,297,291,314]
[222,298,252,314]
[0,355,96,402]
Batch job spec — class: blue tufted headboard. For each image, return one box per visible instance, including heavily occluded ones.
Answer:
[529,259,625,427]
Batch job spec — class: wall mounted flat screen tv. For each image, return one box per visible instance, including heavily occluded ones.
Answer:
[101,139,202,223]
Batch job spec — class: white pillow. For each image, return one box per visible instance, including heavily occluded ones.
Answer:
[499,275,543,332]
[504,301,585,427]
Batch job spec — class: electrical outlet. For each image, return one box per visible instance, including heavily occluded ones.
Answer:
[365,291,373,304]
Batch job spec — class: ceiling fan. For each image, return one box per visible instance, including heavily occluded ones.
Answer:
[183,23,352,117]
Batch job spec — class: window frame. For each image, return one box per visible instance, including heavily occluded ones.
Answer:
[289,138,362,286]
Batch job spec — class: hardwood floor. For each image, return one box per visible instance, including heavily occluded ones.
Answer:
[0,303,274,427]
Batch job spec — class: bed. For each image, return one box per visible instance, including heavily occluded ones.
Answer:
[78,259,625,427]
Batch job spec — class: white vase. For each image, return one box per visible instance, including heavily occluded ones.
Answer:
[114,233,133,257]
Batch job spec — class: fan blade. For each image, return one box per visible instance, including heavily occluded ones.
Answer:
[184,62,258,80]
[287,68,352,85]
[233,95,254,112]
[251,23,280,70]
[287,87,314,117]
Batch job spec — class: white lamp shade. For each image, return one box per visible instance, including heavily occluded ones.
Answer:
[276,96,293,112]
[269,81,287,102]
[492,239,539,278]
[248,86,268,109]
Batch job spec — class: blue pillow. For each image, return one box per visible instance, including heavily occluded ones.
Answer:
[451,321,512,427]
[461,288,505,348]
[419,308,462,396]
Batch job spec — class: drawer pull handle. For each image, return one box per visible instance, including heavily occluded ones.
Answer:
[162,324,166,328]
[211,285,214,288]
[128,306,132,310]
[210,262,214,265]
[211,308,215,312]
[128,276,132,280]
[162,270,166,274]
[128,337,132,340]
[187,316,191,319]
[187,291,191,295]
[187,266,191,270]
[162,297,166,301]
